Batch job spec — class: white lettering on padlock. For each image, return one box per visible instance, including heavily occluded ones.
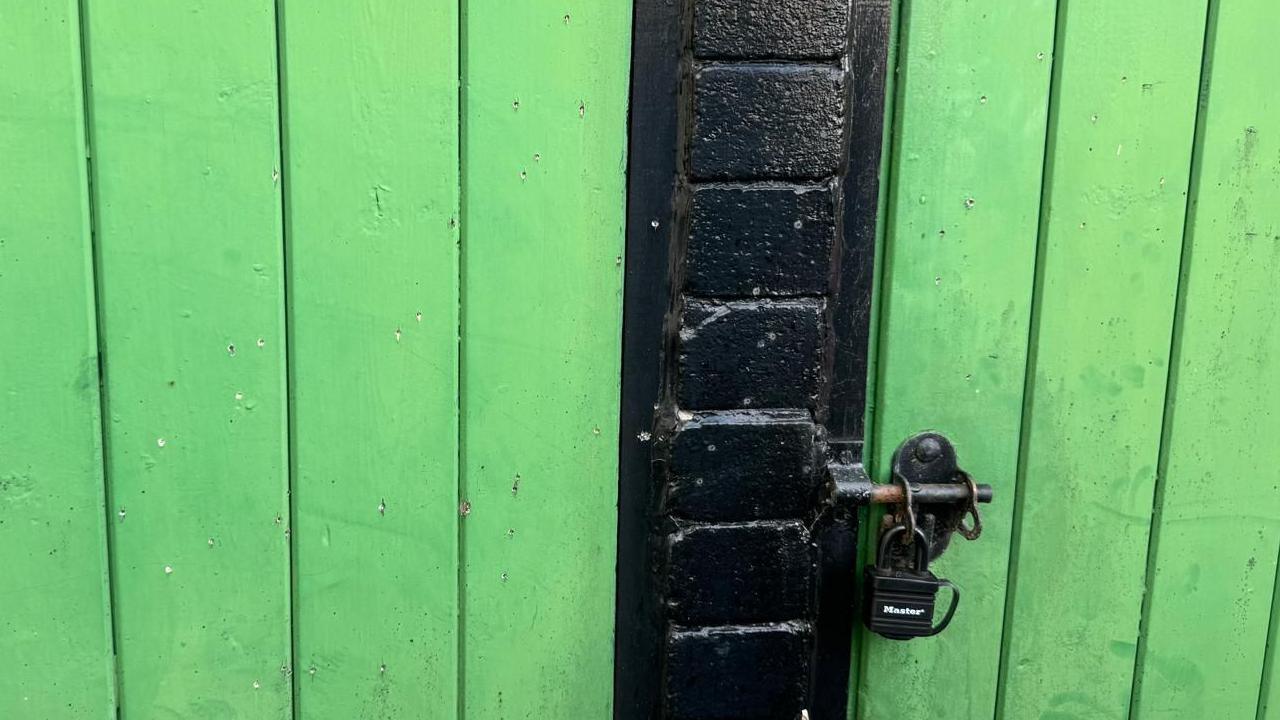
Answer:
[882,605,926,616]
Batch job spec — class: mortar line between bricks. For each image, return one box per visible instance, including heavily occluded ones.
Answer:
[690,179,837,190]
[681,295,831,303]
[694,58,846,68]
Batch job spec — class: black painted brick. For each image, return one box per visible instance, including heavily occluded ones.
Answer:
[686,184,836,297]
[666,410,820,520]
[665,622,812,720]
[691,64,847,180]
[666,521,814,624]
[677,298,824,410]
[694,0,851,59]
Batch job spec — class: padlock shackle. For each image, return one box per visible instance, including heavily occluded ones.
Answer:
[923,580,960,637]
[876,524,930,571]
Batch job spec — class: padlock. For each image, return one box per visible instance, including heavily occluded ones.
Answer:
[863,524,960,640]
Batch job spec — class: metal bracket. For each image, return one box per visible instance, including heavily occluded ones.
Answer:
[827,432,993,564]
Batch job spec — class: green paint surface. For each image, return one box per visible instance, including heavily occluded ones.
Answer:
[4,0,633,716]
[0,2,116,717]
[855,2,1057,718]
[84,1,293,716]
[15,0,1280,717]
[997,1,1209,716]
[280,2,460,717]
[859,0,1280,717]
[1133,2,1280,717]
[458,2,632,717]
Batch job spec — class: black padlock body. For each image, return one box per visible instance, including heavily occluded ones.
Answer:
[863,566,939,640]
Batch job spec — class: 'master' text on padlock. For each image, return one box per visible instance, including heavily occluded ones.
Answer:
[881,605,926,616]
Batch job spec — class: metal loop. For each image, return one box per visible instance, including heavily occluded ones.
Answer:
[893,472,918,543]
[876,524,930,571]
[956,471,983,541]
[924,580,961,636]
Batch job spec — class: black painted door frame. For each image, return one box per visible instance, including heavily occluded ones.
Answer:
[614,1,894,718]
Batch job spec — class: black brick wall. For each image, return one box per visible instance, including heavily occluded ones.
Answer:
[677,298,826,411]
[691,65,847,180]
[666,521,815,624]
[652,1,857,717]
[685,184,836,298]
[665,410,820,520]
[694,0,852,59]
[665,623,812,720]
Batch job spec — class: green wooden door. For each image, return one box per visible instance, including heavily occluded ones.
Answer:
[0,1,631,718]
[855,1,1280,718]
[7,0,1280,718]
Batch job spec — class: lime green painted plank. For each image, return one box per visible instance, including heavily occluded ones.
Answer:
[853,2,1057,718]
[1132,1,1280,716]
[1265,592,1280,719]
[83,2,292,716]
[1265,551,1280,720]
[459,2,631,716]
[0,2,116,717]
[279,2,460,717]
[997,1,1209,716]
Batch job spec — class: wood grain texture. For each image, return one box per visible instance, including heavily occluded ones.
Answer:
[1132,1,1280,716]
[0,2,116,717]
[997,1,1209,716]
[279,3,460,718]
[854,1,1057,718]
[84,1,293,716]
[459,1,632,716]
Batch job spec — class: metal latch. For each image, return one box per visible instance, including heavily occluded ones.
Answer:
[827,432,994,639]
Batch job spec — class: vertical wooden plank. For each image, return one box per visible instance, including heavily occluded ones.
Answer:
[0,2,116,717]
[459,2,631,717]
[280,2,460,717]
[1264,582,1280,720]
[997,1,1209,716]
[1132,1,1280,716]
[854,1,1057,718]
[84,2,292,716]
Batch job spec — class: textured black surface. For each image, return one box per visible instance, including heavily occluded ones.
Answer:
[666,410,820,520]
[666,521,815,623]
[694,0,852,59]
[811,501,861,718]
[619,0,893,715]
[686,184,836,297]
[691,64,847,180]
[810,2,894,716]
[678,298,825,410]
[828,0,893,442]
[614,0,683,717]
[665,623,812,720]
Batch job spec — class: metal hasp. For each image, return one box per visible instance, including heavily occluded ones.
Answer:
[828,432,993,640]
[829,432,993,562]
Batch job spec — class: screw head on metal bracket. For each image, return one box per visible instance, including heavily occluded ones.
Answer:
[893,432,959,486]
[912,435,943,464]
